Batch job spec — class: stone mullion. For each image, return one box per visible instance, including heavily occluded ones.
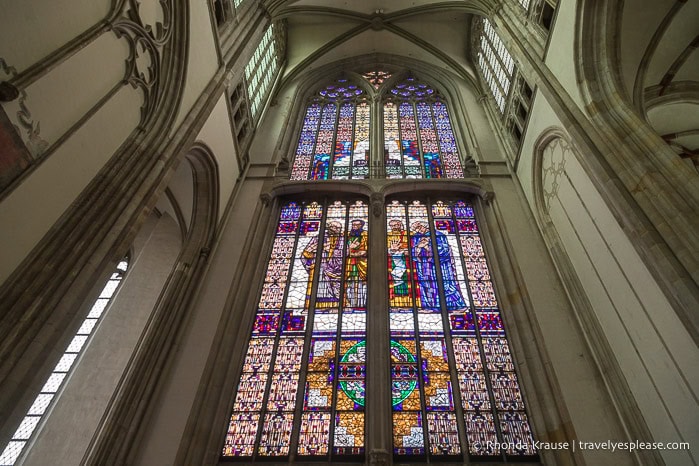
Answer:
[348,102,358,179]
[491,8,699,343]
[366,193,391,465]
[370,95,383,179]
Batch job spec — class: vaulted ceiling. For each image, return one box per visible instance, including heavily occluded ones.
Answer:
[267,0,492,85]
[265,0,699,169]
[619,0,699,169]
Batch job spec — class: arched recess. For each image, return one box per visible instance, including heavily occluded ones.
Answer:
[174,179,584,465]
[645,96,699,174]
[0,142,219,465]
[0,0,189,439]
[574,0,699,306]
[79,142,220,465]
[531,129,697,466]
[275,54,482,177]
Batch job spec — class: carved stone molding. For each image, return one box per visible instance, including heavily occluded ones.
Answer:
[370,191,384,217]
[0,81,19,102]
[540,136,568,212]
[110,0,174,122]
[368,448,390,466]
[259,192,272,206]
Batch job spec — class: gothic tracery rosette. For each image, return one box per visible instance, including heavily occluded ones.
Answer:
[111,0,174,122]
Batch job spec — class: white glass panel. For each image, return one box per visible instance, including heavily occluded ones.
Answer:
[99,280,119,298]
[53,353,77,373]
[12,417,40,440]
[390,312,414,332]
[27,394,54,416]
[76,318,97,335]
[40,373,66,394]
[341,313,366,332]
[87,299,109,318]
[0,441,25,465]
[66,335,88,353]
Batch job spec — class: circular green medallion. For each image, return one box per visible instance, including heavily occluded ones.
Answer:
[338,340,418,407]
[339,340,367,406]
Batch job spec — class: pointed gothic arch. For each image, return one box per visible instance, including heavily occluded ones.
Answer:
[287,66,477,181]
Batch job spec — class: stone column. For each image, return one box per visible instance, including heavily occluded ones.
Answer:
[366,191,392,463]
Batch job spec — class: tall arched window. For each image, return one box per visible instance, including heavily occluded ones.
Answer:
[0,259,129,466]
[221,197,537,462]
[387,199,534,458]
[290,79,370,181]
[383,77,464,179]
[223,200,368,458]
[290,73,465,180]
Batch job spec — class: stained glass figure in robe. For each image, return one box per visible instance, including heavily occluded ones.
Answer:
[344,219,367,307]
[296,200,368,458]
[410,221,466,310]
[387,199,537,461]
[388,219,412,307]
[224,200,368,459]
[304,220,343,308]
[387,200,460,458]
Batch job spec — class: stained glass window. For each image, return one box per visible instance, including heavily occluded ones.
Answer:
[222,200,368,459]
[362,70,392,89]
[290,79,370,181]
[290,74,467,180]
[387,200,536,460]
[383,78,464,179]
[0,259,129,466]
[476,18,515,113]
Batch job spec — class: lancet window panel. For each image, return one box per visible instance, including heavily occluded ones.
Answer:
[383,78,465,179]
[222,200,368,460]
[476,18,515,114]
[387,199,537,461]
[290,79,370,181]
[245,24,280,119]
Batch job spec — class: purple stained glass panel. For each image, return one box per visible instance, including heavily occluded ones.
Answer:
[384,78,464,179]
[310,103,337,180]
[332,102,354,179]
[290,105,321,180]
[416,101,442,179]
[399,102,421,177]
[383,102,403,179]
[433,101,463,178]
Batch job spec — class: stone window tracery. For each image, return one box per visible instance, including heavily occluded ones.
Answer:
[220,197,538,462]
[289,74,466,180]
